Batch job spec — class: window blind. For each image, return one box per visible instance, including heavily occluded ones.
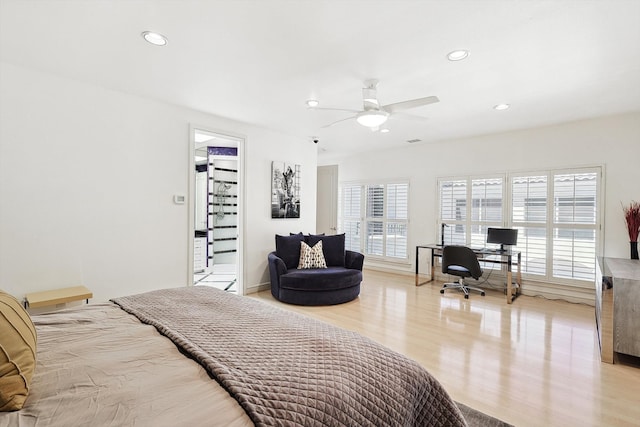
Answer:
[340,182,409,260]
[470,177,503,247]
[339,185,362,252]
[552,172,598,280]
[512,175,548,276]
[438,168,600,284]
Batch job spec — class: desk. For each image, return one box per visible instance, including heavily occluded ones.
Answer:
[415,244,522,304]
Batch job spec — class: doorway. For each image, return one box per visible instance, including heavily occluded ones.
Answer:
[190,128,244,294]
[316,165,338,235]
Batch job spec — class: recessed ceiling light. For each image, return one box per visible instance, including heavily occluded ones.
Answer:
[306,99,319,108]
[141,31,168,46]
[380,129,390,133]
[494,103,510,111]
[447,50,469,61]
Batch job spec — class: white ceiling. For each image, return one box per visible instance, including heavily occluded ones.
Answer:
[1,0,639,159]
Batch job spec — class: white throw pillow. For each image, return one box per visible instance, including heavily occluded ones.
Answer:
[298,241,327,269]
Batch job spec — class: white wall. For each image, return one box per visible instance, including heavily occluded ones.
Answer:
[322,112,640,301]
[0,62,317,302]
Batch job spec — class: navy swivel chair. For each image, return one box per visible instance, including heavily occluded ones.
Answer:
[440,245,485,299]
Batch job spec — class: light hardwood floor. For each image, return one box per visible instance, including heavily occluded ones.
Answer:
[252,269,640,427]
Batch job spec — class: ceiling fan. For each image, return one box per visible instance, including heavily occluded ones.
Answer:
[308,79,439,131]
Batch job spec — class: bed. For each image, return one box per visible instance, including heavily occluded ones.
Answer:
[1,286,470,427]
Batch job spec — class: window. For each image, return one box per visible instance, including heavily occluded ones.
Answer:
[339,182,409,260]
[438,167,601,283]
[340,185,361,253]
[439,179,467,245]
[551,172,598,281]
[511,175,548,276]
[470,177,503,247]
[385,183,409,258]
[438,177,503,247]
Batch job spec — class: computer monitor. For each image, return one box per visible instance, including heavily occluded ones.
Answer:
[486,227,518,252]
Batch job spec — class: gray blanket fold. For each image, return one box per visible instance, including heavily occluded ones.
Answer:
[112,286,467,427]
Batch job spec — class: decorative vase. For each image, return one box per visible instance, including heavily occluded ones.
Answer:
[632,241,639,260]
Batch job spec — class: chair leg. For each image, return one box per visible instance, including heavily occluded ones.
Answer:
[440,277,485,299]
[462,283,485,297]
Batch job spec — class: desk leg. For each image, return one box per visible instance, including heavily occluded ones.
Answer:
[430,249,435,282]
[415,246,436,287]
[415,246,420,286]
[506,253,522,304]
[516,252,522,297]
[516,254,522,293]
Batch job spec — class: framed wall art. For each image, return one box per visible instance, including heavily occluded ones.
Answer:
[271,161,300,219]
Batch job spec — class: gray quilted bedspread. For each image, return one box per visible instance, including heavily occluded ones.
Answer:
[112,286,467,427]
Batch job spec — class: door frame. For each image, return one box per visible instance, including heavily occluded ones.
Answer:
[188,124,246,295]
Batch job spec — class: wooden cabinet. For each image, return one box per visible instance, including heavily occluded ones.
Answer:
[595,257,640,363]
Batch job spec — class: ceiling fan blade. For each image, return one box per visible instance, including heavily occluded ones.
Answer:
[391,112,430,122]
[321,115,357,128]
[310,107,360,113]
[383,96,439,113]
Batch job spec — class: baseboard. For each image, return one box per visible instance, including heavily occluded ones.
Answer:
[249,264,595,306]
[364,262,595,306]
[364,264,415,277]
[246,282,270,294]
[520,281,594,306]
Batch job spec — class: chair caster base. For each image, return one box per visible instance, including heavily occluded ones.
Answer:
[481,292,485,296]
[440,289,444,294]
[464,294,469,299]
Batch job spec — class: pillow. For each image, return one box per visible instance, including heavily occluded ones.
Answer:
[303,233,324,243]
[0,290,37,411]
[298,241,327,269]
[275,233,305,269]
[306,233,346,267]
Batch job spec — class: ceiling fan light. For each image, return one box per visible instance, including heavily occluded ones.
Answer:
[306,99,319,108]
[356,110,389,127]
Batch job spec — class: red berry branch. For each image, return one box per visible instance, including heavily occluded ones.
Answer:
[623,201,640,242]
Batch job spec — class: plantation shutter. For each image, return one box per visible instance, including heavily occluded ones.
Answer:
[340,181,410,260]
[552,172,598,280]
[438,167,600,285]
[386,183,408,258]
[470,177,503,247]
[511,175,548,276]
[365,185,384,256]
[340,185,362,252]
[439,179,467,245]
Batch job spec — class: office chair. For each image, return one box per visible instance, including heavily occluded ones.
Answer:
[440,245,485,299]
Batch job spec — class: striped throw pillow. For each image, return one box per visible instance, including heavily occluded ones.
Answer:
[298,241,327,269]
